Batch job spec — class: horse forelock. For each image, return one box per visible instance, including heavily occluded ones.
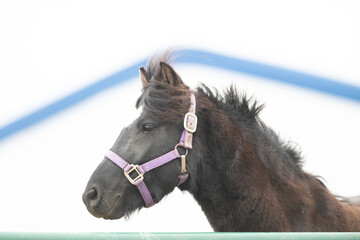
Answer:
[146,49,178,82]
[136,81,190,123]
[135,50,192,122]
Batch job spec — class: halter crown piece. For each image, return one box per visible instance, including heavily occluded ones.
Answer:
[105,93,197,207]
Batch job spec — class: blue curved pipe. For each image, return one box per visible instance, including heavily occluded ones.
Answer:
[1,49,359,142]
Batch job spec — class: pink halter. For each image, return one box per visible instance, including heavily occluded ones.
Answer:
[105,93,197,207]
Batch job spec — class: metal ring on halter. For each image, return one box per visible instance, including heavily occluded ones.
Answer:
[174,144,188,157]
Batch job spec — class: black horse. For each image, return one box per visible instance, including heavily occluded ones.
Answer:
[83,53,360,231]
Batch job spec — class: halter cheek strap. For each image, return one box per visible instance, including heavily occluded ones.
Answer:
[105,93,197,208]
[179,93,197,149]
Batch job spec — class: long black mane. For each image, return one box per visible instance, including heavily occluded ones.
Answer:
[196,83,303,170]
[137,53,303,171]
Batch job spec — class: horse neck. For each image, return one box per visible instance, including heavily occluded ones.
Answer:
[183,100,360,231]
[184,103,285,230]
[184,98,340,231]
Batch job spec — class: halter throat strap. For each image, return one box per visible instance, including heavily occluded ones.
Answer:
[105,93,197,208]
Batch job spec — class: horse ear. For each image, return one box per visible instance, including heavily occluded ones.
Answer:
[139,67,149,88]
[159,62,183,86]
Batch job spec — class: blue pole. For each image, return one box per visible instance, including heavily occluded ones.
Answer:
[0,59,146,142]
[177,49,360,102]
[1,49,359,142]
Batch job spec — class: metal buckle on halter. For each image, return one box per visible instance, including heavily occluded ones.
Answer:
[183,112,198,133]
[124,164,144,185]
[174,144,188,174]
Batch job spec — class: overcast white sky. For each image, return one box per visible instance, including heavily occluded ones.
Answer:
[0,0,359,232]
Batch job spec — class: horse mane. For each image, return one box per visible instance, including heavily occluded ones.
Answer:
[196,83,303,169]
[136,52,304,170]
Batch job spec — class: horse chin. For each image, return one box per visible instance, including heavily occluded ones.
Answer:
[103,197,125,220]
[103,209,125,220]
[86,201,125,220]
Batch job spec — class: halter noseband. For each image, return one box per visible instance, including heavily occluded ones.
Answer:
[104,93,197,208]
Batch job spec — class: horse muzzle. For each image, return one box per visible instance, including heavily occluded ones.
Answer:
[82,185,124,219]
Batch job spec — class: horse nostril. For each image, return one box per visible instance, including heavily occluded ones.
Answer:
[83,186,101,209]
[88,188,98,200]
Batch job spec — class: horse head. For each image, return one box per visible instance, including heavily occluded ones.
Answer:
[82,57,196,219]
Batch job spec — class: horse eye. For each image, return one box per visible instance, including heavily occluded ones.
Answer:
[142,123,155,132]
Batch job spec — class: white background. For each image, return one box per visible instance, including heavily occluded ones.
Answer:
[0,0,359,232]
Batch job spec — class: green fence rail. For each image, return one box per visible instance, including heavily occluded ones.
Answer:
[0,232,359,240]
